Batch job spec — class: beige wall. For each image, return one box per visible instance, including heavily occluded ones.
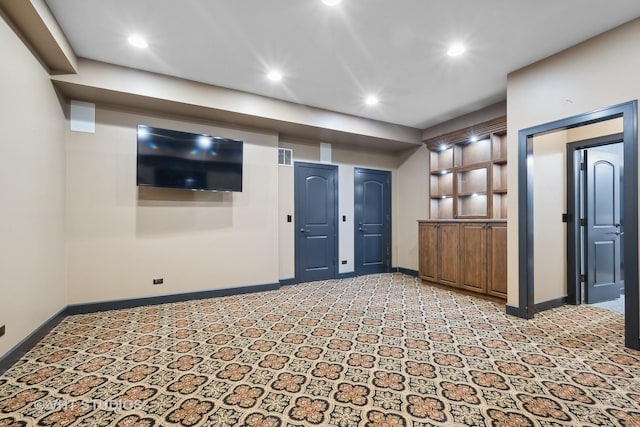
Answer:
[0,17,67,357]
[278,139,403,278]
[532,131,568,303]
[66,106,280,304]
[278,162,295,280]
[507,17,640,307]
[567,118,623,142]
[395,146,429,270]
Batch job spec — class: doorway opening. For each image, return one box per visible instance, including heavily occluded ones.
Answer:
[516,101,638,349]
[567,135,624,314]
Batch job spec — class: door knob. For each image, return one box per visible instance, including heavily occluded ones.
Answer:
[300,229,306,233]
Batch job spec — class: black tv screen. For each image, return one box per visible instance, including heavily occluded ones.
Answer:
[136,125,243,192]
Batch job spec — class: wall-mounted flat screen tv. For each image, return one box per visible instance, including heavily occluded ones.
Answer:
[136,125,243,192]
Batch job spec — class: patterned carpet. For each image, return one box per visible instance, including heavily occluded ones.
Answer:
[0,273,639,426]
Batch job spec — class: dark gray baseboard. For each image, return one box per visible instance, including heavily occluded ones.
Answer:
[280,272,355,286]
[534,296,568,313]
[0,308,67,375]
[506,304,530,319]
[280,271,359,285]
[282,269,416,286]
[507,301,564,319]
[395,267,418,277]
[67,282,280,315]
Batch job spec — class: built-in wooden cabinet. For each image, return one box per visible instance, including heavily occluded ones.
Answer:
[486,222,508,298]
[418,222,437,282]
[437,222,460,287]
[418,219,507,300]
[426,116,507,220]
[459,222,487,293]
[420,116,508,300]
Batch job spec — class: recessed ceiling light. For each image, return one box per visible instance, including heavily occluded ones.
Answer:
[137,126,149,137]
[267,70,283,82]
[197,136,212,149]
[470,135,478,142]
[447,43,466,57]
[365,95,379,106]
[128,34,148,49]
[322,0,342,5]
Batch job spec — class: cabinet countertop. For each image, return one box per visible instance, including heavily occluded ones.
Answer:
[417,219,507,223]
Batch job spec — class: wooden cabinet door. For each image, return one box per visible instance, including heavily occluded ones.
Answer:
[459,223,487,293]
[437,223,459,287]
[419,223,438,282]
[487,222,508,298]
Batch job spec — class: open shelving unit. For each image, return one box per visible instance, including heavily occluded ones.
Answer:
[419,116,508,300]
[425,116,507,219]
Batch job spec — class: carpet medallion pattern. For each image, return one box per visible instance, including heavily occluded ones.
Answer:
[0,273,638,426]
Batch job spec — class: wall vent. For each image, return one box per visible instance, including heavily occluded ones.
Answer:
[278,148,293,166]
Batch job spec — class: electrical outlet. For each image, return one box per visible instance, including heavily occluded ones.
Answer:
[153,278,164,285]
[0,325,5,338]
[341,260,347,265]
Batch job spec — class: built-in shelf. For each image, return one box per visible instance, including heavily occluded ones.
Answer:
[430,168,452,176]
[458,192,488,197]
[425,116,507,220]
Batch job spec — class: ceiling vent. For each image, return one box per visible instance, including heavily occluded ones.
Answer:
[278,148,293,166]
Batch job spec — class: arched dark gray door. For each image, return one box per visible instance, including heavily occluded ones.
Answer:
[585,150,622,303]
[354,168,391,275]
[295,162,338,282]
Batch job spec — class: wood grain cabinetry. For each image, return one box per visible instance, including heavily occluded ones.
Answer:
[418,222,438,282]
[421,116,507,299]
[438,223,460,287]
[459,222,487,293]
[418,220,507,299]
[487,222,508,298]
[425,116,507,220]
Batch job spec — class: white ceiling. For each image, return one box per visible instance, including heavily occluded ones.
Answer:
[45,0,640,130]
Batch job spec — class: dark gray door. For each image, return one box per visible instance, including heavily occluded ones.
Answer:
[585,150,622,303]
[354,168,391,275]
[295,162,338,282]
